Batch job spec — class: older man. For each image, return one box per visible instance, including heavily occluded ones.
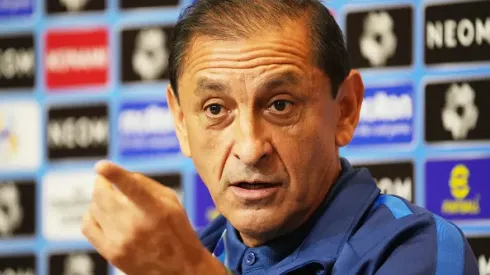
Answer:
[81,1,479,274]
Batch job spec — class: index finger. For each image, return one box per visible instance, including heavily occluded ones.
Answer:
[94,160,153,206]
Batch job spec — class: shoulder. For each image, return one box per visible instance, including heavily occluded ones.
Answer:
[341,194,478,275]
[197,214,227,253]
[366,193,467,243]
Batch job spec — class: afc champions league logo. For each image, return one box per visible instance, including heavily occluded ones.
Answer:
[0,113,18,160]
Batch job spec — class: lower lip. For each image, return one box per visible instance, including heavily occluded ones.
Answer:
[230,185,280,201]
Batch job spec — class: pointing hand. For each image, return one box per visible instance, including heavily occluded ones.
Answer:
[81,160,226,275]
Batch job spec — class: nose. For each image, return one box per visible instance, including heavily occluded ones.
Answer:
[232,112,272,166]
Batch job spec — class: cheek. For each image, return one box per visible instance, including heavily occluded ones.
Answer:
[186,119,229,191]
[280,112,337,199]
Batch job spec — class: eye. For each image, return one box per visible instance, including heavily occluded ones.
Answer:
[269,100,293,113]
[204,103,225,117]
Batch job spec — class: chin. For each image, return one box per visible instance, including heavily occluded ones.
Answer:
[226,207,285,240]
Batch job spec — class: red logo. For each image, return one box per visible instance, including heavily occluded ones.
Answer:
[45,27,109,90]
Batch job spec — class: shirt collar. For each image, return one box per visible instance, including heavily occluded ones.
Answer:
[224,206,315,272]
[224,158,380,273]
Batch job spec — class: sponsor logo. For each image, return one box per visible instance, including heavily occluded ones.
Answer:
[349,84,413,147]
[442,83,478,140]
[119,0,179,10]
[354,161,414,202]
[479,257,490,275]
[0,180,35,238]
[195,175,218,229]
[424,0,490,65]
[149,173,183,203]
[346,6,413,69]
[425,78,490,144]
[0,0,33,17]
[0,254,36,275]
[0,101,41,171]
[60,0,90,11]
[466,236,490,275]
[118,101,179,158]
[442,164,480,215]
[479,256,490,275]
[120,26,173,83]
[42,171,95,241]
[0,34,35,90]
[46,0,106,14]
[360,12,397,66]
[425,156,490,223]
[44,27,109,90]
[47,104,109,161]
[48,250,108,275]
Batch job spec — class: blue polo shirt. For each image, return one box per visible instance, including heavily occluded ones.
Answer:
[199,158,479,275]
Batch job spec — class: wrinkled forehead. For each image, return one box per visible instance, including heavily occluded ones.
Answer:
[178,29,319,95]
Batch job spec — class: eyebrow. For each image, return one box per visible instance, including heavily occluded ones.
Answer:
[257,71,301,94]
[194,77,231,96]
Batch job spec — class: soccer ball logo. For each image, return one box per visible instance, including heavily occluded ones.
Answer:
[132,28,169,81]
[59,0,90,11]
[441,83,479,140]
[0,183,23,237]
[63,253,95,275]
[359,11,397,67]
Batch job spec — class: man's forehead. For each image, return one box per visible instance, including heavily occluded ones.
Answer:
[182,21,312,66]
[181,38,311,82]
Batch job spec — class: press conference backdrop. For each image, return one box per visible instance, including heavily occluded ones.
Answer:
[0,0,489,274]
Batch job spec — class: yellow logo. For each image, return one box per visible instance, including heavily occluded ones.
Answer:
[0,114,18,157]
[449,164,470,199]
[441,164,480,215]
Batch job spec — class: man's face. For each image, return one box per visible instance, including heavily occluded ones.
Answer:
[168,20,363,245]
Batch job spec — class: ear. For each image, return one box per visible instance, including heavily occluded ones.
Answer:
[166,84,191,157]
[335,70,364,147]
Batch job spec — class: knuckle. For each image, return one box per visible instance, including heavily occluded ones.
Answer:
[154,210,173,227]
[132,172,146,182]
[167,191,180,204]
[157,207,171,221]
[166,201,182,215]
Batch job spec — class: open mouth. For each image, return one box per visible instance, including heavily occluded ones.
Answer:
[229,181,282,200]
